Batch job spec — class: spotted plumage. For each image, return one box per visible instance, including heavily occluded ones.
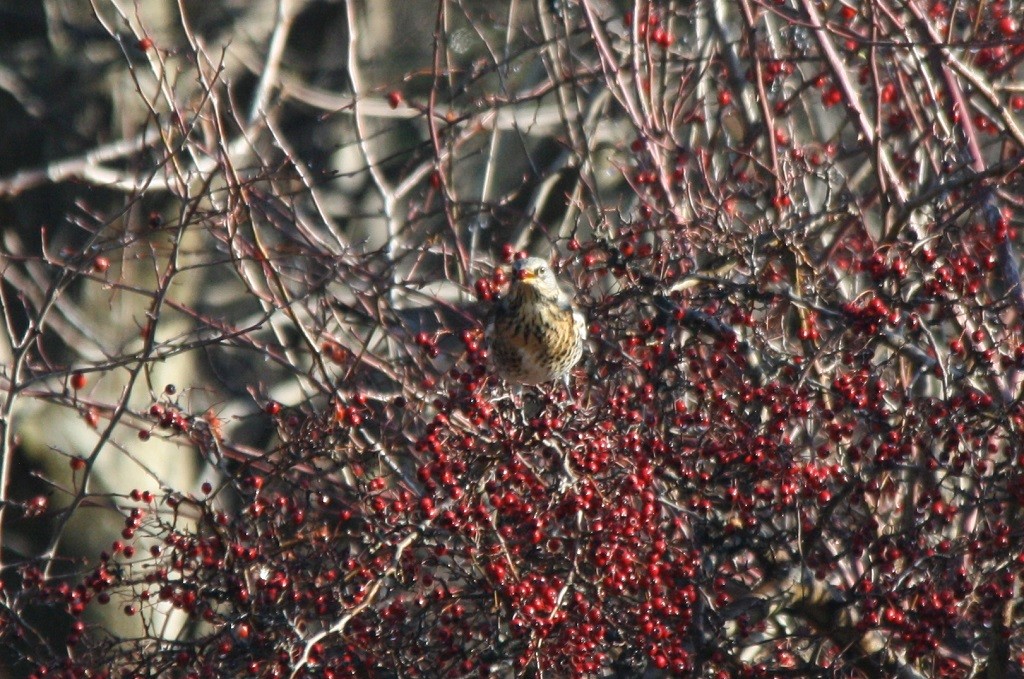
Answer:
[487,257,586,385]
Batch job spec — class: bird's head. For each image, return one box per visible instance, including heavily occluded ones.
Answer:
[511,257,561,301]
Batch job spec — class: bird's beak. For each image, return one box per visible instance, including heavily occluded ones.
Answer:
[516,269,535,281]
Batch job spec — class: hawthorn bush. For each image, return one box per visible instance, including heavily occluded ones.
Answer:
[1,0,1024,677]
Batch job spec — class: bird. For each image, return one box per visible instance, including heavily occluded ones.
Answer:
[487,257,586,386]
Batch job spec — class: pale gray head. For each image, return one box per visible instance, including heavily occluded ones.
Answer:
[511,257,563,301]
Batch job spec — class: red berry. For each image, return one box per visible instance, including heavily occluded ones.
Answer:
[474,278,491,300]
[822,87,843,107]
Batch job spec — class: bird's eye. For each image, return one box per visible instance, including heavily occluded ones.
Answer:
[538,266,547,274]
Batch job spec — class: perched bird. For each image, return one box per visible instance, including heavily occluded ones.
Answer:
[488,257,586,386]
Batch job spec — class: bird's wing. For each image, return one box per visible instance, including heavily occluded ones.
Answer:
[556,279,579,313]
[573,309,587,341]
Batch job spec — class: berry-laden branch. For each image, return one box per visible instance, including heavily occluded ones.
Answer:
[0,0,1023,676]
